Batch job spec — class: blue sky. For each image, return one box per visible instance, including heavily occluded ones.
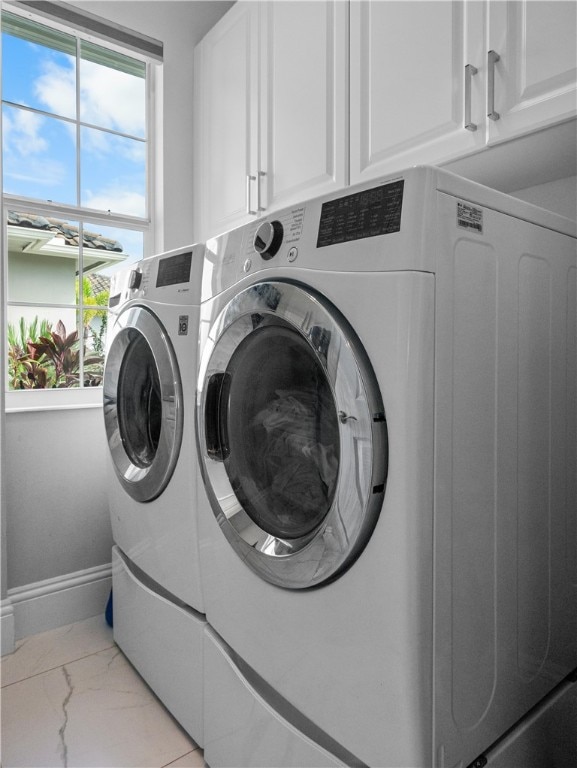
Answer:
[2,29,146,223]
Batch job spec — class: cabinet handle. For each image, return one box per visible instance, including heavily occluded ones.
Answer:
[257,171,266,212]
[246,175,257,216]
[487,50,500,121]
[464,63,478,132]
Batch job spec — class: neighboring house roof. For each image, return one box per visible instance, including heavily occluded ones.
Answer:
[87,272,111,296]
[7,210,124,252]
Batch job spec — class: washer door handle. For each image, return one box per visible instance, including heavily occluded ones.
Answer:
[204,372,230,461]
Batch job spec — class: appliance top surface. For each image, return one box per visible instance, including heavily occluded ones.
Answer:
[201,166,576,301]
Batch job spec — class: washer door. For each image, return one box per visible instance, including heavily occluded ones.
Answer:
[103,305,183,503]
[197,281,388,589]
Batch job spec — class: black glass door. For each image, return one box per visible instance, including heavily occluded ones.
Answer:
[216,321,340,539]
[117,330,162,469]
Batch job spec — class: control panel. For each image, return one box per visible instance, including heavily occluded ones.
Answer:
[317,180,404,247]
[108,250,194,309]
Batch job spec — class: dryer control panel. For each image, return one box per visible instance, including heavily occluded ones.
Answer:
[156,250,192,287]
[108,245,202,309]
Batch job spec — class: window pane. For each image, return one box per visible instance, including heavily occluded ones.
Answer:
[2,104,77,204]
[81,127,146,217]
[7,212,79,304]
[2,12,76,120]
[82,308,107,386]
[7,306,79,390]
[80,40,145,138]
[92,225,144,274]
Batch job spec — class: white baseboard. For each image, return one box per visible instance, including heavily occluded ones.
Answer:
[6,563,112,642]
[1,598,16,656]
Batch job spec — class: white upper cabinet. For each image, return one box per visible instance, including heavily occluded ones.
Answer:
[259,0,348,214]
[486,0,577,143]
[195,1,347,240]
[350,0,486,185]
[195,1,576,238]
[194,1,259,240]
[349,0,576,185]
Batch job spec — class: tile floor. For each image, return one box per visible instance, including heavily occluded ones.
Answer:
[1,615,205,768]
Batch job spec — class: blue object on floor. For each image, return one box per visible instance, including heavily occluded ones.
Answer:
[105,589,113,627]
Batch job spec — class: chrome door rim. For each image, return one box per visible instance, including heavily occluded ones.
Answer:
[197,280,388,589]
[103,305,183,503]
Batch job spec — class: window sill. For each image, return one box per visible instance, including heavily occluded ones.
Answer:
[5,387,103,413]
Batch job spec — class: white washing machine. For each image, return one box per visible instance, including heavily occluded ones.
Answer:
[103,244,206,744]
[195,167,577,767]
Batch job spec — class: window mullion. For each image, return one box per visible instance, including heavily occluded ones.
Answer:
[76,36,82,210]
[76,37,84,389]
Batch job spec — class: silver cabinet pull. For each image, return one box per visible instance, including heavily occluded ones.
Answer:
[487,50,500,121]
[464,63,478,131]
[257,170,266,212]
[246,174,257,216]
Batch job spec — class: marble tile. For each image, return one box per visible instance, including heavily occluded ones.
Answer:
[1,615,114,687]
[163,749,206,767]
[2,646,198,767]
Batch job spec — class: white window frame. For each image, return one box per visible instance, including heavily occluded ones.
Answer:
[2,3,162,412]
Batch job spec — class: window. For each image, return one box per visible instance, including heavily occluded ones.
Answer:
[2,7,159,401]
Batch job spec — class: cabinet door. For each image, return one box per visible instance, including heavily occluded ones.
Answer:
[487,0,577,144]
[259,0,348,212]
[350,0,486,185]
[195,1,259,239]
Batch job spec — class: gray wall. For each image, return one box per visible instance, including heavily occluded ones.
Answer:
[511,176,577,221]
[5,409,110,588]
[3,1,233,596]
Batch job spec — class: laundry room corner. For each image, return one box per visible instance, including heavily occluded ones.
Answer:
[0,0,234,652]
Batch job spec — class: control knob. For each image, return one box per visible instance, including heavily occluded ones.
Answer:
[254,220,283,259]
[129,269,142,290]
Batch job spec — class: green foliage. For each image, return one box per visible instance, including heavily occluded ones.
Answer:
[8,316,52,354]
[7,318,104,389]
[8,316,54,389]
[8,277,109,389]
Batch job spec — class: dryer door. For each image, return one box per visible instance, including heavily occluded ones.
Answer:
[103,306,183,503]
[197,281,388,589]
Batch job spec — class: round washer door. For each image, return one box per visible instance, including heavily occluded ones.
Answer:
[103,305,183,503]
[197,280,388,589]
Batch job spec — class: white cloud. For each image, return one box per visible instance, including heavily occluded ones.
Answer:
[4,158,69,187]
[33,57,76,119]
[83,187,146,218]
[80,59,145,137]
[3,106,48,156]
[81,127,146,164]
[33,55,145,138]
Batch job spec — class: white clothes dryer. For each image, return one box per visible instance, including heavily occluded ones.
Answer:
[103,245,206,744]
[195,168,577,767]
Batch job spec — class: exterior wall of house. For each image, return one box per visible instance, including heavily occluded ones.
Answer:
[8,250,78,334]
[9,251,76,305]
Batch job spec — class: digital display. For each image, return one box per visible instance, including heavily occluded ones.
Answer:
[317,180,404,248]
[156,251,192,287]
